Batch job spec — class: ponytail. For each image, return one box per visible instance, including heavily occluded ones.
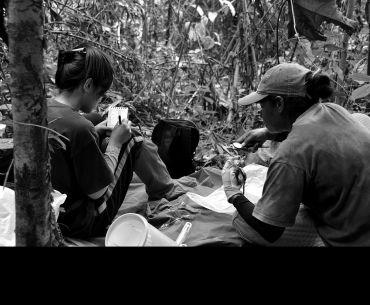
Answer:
[306,73,333,101]
[55,44,113,93]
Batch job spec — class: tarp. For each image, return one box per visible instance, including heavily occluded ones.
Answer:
[65,168,246,247]
[289,0,357,41]
[65,165,324,247]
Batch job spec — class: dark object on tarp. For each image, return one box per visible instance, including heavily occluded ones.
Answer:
[288,0,357,41]
[152,119,200,179]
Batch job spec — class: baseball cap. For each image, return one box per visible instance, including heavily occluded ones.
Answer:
[238,63,312,106]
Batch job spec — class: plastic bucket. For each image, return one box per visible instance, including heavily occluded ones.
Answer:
[105,213,178,247]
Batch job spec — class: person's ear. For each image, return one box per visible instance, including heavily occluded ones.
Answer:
[83,78,94,93]
[274,96,285,114]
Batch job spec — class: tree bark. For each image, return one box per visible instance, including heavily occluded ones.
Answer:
[227,42,240,127]
[8,0,54,246]
[242,0,259,85]
[340,0,356,76]
[367,0,370,75]
[165,0,173,45]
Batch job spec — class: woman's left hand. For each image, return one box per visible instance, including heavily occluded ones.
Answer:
[95,119,113,138]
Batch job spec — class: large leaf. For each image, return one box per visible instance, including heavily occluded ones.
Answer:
[349,73,370,83]
[323,44,342,52]
[350,84,370,101]
[208,12,218,23]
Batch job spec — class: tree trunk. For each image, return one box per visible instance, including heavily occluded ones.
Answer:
[8,0,54,246]
[340,0,356,75]
[366,0,370,112]
[142,0,149,59]
[165,0,173,45]
[367,0,370,75]
[337,0,355,106]
[242,0,259,85]
[227,43,240,127]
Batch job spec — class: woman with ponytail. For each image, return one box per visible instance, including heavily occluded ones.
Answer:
[48,44,184,239]
[223,63,370,247]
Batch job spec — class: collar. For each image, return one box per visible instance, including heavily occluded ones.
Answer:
[293,103,322,127]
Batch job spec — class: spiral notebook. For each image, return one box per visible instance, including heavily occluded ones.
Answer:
[107,107,128,128]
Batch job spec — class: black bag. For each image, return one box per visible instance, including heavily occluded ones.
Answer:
[152,119,200,179]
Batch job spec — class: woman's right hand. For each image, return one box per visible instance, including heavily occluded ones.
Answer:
[236,127,270,149]
[109,120,132,148]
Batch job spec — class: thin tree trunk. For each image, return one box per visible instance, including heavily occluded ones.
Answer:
[340,0,356,75]
[142,0,149,59]
[366,0,370,112]
[338,0,355,106]
[367,0,370,75]
[242,0,259,84]
[8,0,54,246]
[165,0,173,45]
[227,43,240,127]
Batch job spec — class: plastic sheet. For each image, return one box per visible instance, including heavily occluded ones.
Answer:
[185,164,268,214]
[0,187,67,247]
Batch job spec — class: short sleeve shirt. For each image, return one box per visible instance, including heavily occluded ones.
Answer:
[47,99,113,207]
[253,103,370,246]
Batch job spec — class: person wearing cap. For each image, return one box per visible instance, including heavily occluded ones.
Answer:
[222,62,370,247]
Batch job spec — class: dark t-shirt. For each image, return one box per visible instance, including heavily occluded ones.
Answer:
[253,103,370,246]
[47,99,113,209]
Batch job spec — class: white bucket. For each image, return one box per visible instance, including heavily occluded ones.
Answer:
[105,213,178,247]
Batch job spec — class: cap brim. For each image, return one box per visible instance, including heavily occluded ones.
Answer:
[238,92,268,106]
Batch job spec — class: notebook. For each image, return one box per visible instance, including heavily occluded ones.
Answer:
[107,107,128,128]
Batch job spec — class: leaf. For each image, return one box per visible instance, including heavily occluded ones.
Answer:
[102,25,111,33]
[197,6,205,17]
[332,65,344,81]
[219,0,236,16]
[349,73,370,83]
[203,96,215,104]
[201,16,208,27]
[213,32,221,45]
[323,44,342,52]
[208,12,218,23]
[350,84,370,101]
[191,4,204,17]
[48,133,66,151]
[201,36,215,50]
[195,22,206,38]
[296,38,315,66]
[188,27,197,42]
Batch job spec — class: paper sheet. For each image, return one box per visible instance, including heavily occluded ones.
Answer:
[107,107,128,128]
[186,164,268,215]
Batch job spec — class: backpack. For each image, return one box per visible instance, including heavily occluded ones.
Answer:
[152,119,200,179]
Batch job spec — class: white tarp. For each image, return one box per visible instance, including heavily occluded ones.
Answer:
[186,163,268,214]
[0,187,67,247]
[186,164,324,246]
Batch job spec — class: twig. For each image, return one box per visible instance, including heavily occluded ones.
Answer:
[2,159,14,191]
[47,30,135,63]
[50,0,104,26]
[12,120,70,142]
[290,39,299,62]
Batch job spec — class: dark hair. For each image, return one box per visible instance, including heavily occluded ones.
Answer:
[306,73,333,101]
[55,44,114,94]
